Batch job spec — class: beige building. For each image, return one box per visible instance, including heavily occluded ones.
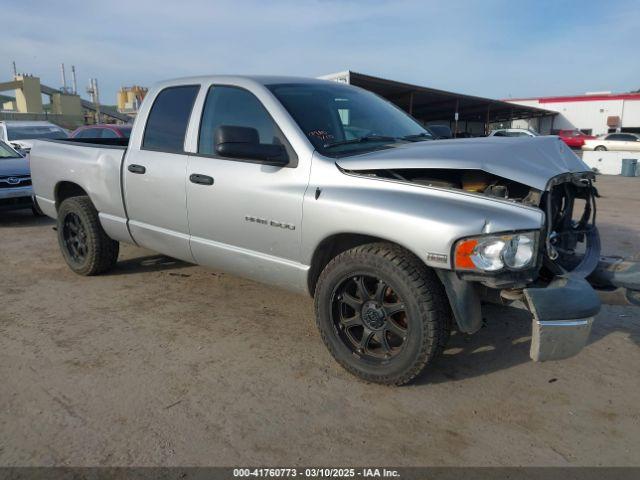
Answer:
[1,74,129,128]
[1,74,82,118]
[117,85,148,116]
[49,91,82,116]
[14,75,44,113]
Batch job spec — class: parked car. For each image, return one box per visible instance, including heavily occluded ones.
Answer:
[426,124,452,139]
[454,131,481,138]
[0,120,68,154]
[70,124,133,140]
[0,139,42,215]
[489,128,539,137]
[556,129,596,149]
[32,75,630,385]
[582,132,640,151]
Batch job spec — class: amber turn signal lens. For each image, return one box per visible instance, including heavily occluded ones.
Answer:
[455,239,478,270]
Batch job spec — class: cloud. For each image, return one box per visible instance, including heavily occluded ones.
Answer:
[2,0,639,103]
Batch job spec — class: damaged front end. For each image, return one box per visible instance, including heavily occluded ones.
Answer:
[342,159,637,362]
[541,173,600,277]
[336,134,640,362]
[523,173,602,361]
[412,169,604,361]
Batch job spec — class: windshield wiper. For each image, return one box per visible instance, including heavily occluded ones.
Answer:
[323,134,398,149]
[401,133,433,142]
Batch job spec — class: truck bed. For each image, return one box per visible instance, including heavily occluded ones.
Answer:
[30,138,133,243]
[60,137,130,148]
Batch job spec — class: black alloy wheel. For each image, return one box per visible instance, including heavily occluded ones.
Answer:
[56,196,119,275]
[314,243,452,385]
[62,212,89,264]
[332,274,408,361]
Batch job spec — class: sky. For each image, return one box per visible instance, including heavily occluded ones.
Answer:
[3,0,639,105]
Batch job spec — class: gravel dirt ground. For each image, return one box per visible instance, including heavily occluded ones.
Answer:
[0,175,638,467]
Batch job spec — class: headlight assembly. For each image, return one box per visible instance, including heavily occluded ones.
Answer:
[454,231,538,272]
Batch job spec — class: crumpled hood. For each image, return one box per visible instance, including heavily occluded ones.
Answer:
[0,156,30,176]
[335,136,591,190]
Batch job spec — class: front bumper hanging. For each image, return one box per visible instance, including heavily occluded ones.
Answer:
[523,275,601,362]
[437,256,638,363]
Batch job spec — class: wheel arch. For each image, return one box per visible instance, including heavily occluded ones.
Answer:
[307,233,425,296]
[54,181,89,210]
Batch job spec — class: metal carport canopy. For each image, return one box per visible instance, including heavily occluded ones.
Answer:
[320,71,555,124]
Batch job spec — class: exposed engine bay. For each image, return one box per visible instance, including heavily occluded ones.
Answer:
[345,168,541,204]
[345,168,599,277]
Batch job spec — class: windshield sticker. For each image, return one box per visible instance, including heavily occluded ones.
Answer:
[308,130,334,141]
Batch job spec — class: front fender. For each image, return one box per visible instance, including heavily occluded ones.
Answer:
[301,162,544,270]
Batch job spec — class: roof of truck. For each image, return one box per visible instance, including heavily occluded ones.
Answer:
[151,75,337,89]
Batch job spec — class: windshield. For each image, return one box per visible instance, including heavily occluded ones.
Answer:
[0,140,21,159]
[267,83,431,156]
[7,124,68,141]
[494,130,536,137]
[427,125,452,138]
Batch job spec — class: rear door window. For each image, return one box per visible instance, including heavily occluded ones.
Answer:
[143,85,199,153]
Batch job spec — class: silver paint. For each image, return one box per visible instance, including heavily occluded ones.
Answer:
[336,135,590,191]
[30,75,587,294]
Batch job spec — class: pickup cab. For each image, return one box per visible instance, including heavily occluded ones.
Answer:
[30,76,635,385]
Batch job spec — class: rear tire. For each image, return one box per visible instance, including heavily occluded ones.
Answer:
[595,145,607,151]
[314,243,451,386]
[57,196,119,275]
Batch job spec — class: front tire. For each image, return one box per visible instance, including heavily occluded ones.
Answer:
[314,243,451,385]
[57,196,119,275]
[595,145,607,151]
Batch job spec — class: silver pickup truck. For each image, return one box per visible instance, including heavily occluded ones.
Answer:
[30,76,637,385]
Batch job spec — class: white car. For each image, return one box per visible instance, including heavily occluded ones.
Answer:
[0,120,68,154]
[582,132,640,152]
[489,128,539,138]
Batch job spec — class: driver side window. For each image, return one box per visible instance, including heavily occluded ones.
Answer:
[198,86,282,155]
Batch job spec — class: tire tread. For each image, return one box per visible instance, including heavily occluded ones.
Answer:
[314,242,451,386]
[57,196,119,275]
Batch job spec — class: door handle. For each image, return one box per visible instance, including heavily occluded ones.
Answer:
[128,164,146,174]
[189,173,214,186]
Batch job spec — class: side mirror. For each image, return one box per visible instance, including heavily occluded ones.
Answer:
[214,125,288,166]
